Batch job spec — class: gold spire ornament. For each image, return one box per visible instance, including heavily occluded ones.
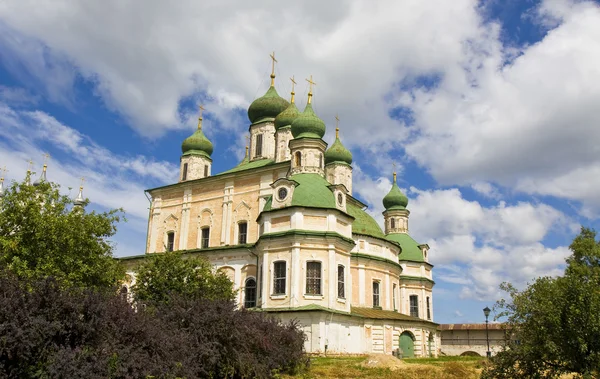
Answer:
[306,75,316,104]
[42,153,50,172]
[392,162,397,183]
[197,104,205,130]
[269,51,277,86]
[290,76,297,103]
[26,159,34,174]
[335,114,340,138]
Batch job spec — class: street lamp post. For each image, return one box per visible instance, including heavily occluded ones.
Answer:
[483,306,491,358]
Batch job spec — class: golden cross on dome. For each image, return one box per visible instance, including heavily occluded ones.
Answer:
[392,162,397,182]
[197,104,205,129]
[306,75,316,104]
[79,177,85,189]
[1,166,7,180]
[42,153,50,169]
[290,76,297,103]
[335,114,340,138]
[269,51,277,86]
[26,159,34,172]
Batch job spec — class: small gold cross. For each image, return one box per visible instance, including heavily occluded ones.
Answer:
[270,51,277,75]
[79,177,85,189]
[306,75,316,93]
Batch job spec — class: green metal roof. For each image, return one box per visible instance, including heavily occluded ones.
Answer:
[383,174,408,210]
[219,158,275,175]
[181,127,213,157]
[386,233,425,262]
[325,136,353,165]
[274,102,299,130]
[291,103,326,139]
[284,173,337,209]
[247,85,289,124]
[346,202,386,239]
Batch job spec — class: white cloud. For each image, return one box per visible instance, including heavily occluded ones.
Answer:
[401,0,600,214]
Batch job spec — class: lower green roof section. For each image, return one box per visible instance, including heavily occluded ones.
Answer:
[346,202,386,239]
[288,173,337,209]
[219,158,275,175]
[386,233,425,262]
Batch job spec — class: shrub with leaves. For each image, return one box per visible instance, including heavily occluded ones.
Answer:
[0,271,307,378]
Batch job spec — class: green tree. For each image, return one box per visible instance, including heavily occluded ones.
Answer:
[484,227,600,379]
[0,175,124,289]
[132,251,235,305]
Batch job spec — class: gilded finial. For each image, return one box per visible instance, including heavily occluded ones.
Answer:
[269,51,277,87]
[79,177,85,191]
[335,114,340,137]
[26,159,33,173]
[245,145,249,158]
[290,76,297,103]
[392,163,397,183]
[42,153,50,172]
[306,75,316,104]
[0,166,7,182]
[197,104,205,130]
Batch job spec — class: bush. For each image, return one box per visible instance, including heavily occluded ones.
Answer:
[0,271,306,378]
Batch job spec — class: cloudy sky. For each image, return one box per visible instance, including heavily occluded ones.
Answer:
[0,0,598,323]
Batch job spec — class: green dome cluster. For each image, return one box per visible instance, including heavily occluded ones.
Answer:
[291,103,326,139]
[274,102,300,130]
[325,132,352,165]
[181,126,213,157]
[247,86,290,124]
[382,174,408,210]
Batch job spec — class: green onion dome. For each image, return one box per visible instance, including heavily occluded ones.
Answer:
[382,173,408,210]
[325,129,352,164]
[291,102,326,139]
[247,86,290,124]
[274,101,299,130]
[181,120,213,157]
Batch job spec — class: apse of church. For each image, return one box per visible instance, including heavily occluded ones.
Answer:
[132,52,439,356]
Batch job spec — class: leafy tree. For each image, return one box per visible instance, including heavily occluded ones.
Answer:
[483,227,600,379]
[0,175,124,289]
[132,251,235,305]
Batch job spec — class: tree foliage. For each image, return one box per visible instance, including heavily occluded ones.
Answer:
[132,251,235,305]
[0,271,306,378]
[483,227,600,379]
[0,176,124,289]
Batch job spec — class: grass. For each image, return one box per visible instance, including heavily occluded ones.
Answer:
[282,355,486,379]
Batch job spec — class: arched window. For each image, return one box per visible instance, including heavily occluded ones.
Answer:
[337,265,345,299]
[244,278,257,308]
[166,231,175,252]
[255,134,263,157]
[295,151,302,167]
[306,261,322,295]
[390,218,395,229]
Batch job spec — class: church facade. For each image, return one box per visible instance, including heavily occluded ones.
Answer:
[121,65,439,357]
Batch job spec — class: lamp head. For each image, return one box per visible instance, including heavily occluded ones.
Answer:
[483,306,491,318]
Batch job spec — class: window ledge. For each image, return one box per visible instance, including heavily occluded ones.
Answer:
[373,306,382,310]
[304,294,324,300]
[337,298,346,304]
[270,294,287,300]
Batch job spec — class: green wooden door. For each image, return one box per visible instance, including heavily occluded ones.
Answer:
[399,332,414,358]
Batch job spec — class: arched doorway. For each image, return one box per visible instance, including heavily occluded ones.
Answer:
[399,331,415,358]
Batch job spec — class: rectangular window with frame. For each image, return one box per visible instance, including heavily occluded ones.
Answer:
[427,296,431,320]
[410,295,419,317]
[204,165,209,177]
[393,283,397,311]
[372,281,380,308]
[182,163,188,181]
[273,261,286,295]
[166,232,175,252]
[255,134,263,157]
[306,261,322,295]
[201,227,210,248]
[238,222,248,244]
[337,265,345,299]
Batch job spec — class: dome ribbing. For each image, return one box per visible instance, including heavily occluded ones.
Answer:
[325,129,352,164]
[382,173,408,210]
[247,86,289,124]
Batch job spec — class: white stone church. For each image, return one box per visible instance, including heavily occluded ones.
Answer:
[121,60,439,357]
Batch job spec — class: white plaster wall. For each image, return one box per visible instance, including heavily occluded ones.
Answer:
[325,163,353,195]
[180,154,211,181]
[275,127,293,163]
[250,122,276,161]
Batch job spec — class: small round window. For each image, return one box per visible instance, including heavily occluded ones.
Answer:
[278,187,288,201]
[337,193,343,205]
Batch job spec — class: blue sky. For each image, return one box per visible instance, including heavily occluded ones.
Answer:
[1,0,599,324]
